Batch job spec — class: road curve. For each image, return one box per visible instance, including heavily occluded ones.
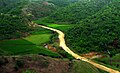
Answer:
[36,24,120,73]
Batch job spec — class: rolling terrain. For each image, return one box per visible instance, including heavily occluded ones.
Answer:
[36,23,119,73]
[0,55,107,73]
[0,0,120,73]
[41,0,113,24]
[0,0,78,40]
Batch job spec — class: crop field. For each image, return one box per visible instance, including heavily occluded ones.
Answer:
[0,27,61,58]
[33,20,72,31]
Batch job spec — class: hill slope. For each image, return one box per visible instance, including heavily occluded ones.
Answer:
[0,55,107,73]
[41,0,112,24]
[21,0,80,20]
[0,0,32,40]
[0,0,79,40]
[66,1,120,55]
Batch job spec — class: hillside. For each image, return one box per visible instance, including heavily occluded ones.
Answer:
[0,0,120,72]
[23,0,79,20]
[0,55,107,73]
[66,1,120,55]
[41,0,112,24]
[0,0,32,40]
[0,0,79,40]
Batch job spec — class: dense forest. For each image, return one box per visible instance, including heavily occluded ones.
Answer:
[0,0,31,40]
[65,0,120,56]
[0,14,30,40]
[41,0,112,24]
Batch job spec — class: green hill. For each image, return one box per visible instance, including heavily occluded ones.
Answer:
[41,0,112,24]
[0,0,120,72]
[0,0,79,40]
[23,0,79,20]
[0,0,31,40]
[65,0,120,55]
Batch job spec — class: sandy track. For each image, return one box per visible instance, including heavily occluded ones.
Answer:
[36,24,120,73]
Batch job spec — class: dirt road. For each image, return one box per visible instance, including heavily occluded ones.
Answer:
[36,24,120,73]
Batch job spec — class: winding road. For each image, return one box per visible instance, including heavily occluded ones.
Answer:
[35,23,120,73]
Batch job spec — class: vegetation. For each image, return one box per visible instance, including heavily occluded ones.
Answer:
[0,57,8,66]
[0,0,31,40]
[1,0,120,72]
[33,21,74,59]
[15,60,25,71]
[0,55,108,73]
[70,60,108,73]
[65,0,120,56]
[0,27,61,58]
[0,0,73,58]
[22,69,37,73]
[23,0,79,20]
[34,0,120,70]
[0,0,79,40]
[34,20,72,31]
[0,13,31,40]
[94,54,120,71]
[41,0,112,24]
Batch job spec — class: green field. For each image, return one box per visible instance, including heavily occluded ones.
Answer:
[33,20,72,31]
[0,27,61,58]
[0,22,73,59]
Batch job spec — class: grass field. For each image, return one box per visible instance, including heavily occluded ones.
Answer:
[0,27,61,58]
[47,24,72,31]
[33,20,72,31]
[33,20,76,59]
[0,20,73,59]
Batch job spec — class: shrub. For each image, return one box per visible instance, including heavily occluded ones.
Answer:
[14,60,24,71]
[0,57,8,66]
[0,57,6,66]
[22,69,37,73]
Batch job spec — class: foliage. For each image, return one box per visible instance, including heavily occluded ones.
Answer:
[94,54,120,70]
[0,57,8,66]
[0,14,30,40]
[42,0,112,24]
[0,0,31,40]
[66,1,120,55]
[22,69,37,73]
[0,0,79,40]
[34,20,72,31]
[0,28,61,58]
[24,0,79,20]
[14,60,24,70]
[70,60,108,73]
[58,49,74,60]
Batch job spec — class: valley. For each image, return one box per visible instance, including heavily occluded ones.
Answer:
[0,0,120,73]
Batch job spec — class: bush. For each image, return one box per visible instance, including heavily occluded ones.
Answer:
[14,60,24,71]
[22,69,37,73]
[0,57,6,66]
[58,50,74,60]
[40,60,50,68]
[0,57,8,66]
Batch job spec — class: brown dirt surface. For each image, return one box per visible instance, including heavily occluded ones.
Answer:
[0,55,70,73]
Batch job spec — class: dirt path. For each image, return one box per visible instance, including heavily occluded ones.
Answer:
[36,24,120,73]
